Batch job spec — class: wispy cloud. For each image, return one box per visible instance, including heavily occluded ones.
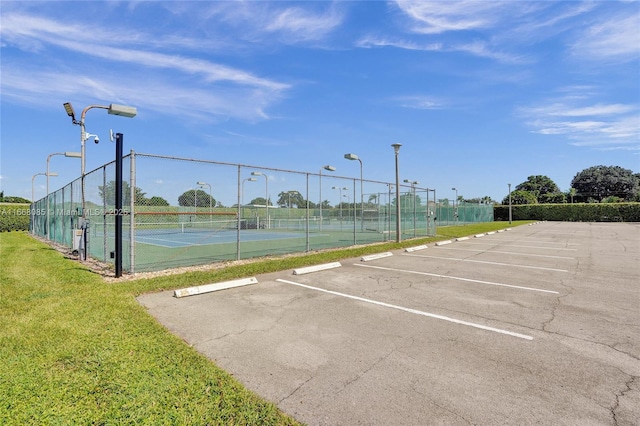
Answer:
[525,103,637,118]
[519,92,640,150]
[393,0,511,34]
[393,95,447,110]
[198,1,344,44]
[356,36,442,51]
[387,0,628,66]
[356,35,523,63]
[0,11,290,121]
[2,13,288,90]
[569,11,640,62]
[264,5,344,41]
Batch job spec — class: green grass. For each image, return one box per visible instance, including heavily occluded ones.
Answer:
[0,233,300,425]
[0,221,530,424]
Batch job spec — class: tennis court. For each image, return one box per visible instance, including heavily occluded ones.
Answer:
[32,152,496,273]
[134,228,328,249]
[138,222,640,425]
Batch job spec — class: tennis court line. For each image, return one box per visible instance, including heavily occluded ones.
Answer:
[434,247,575,260]
[402,253,569,272]
[276,279,533,341]
[354,264,559,294]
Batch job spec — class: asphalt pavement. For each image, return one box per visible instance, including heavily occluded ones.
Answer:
[138,222,640,425]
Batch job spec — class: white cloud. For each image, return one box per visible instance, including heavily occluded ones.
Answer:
[0,11,291,122]
[2,13,288,91]
[393,0,510,34]
[526,103,637,118]
[570,12,640,62]
[1,66,283,123]
[453,40,526,64]
[356,35,442,51]
[195,1,344,44]
[264,6,344,41]
[394,95,446,110]
[520,97,640,150]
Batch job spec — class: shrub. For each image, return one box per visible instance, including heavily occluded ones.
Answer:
[494,203,640,222]
[0,203,31,232]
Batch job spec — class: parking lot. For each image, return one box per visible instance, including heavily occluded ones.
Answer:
[138,222,640,425]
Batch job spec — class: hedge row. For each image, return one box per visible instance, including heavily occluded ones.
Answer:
[494,203,640,222]
[0,204,31,232]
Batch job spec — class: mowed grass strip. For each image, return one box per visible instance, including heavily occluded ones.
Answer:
[0,232,300,425]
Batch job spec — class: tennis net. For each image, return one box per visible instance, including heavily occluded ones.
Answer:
[135,218,245,235]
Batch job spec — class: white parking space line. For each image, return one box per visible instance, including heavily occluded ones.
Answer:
[505,239,580,246]
[403,253,569,272]
[457,242,578,251]
[434,247,575,260]
[353,264,559,294]
[276,279,534,340]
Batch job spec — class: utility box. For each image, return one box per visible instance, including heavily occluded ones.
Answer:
[72,229,83,254]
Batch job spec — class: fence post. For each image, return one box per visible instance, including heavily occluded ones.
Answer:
[103,166,108,263]
[306,173,310,252]
[115,132,123,278]
[129,150,136,274]
[236,165,241,260]
[353,180,357,245]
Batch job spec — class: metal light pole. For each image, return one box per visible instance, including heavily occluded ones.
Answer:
[392,143,402,242]
[46,152,81,239]
[242,177,257,206]
[63,102,137,261]
[344,153,363,231]
[287,190,298,226]
[251,171,269,228]
[31,173,50,203]
[319,165,336,230]
[508,183,512,224]
[32,171,56,235]
[404,179,419,238]
[452,187,458,225]
[197,181,212,216]
[332,186,348,226]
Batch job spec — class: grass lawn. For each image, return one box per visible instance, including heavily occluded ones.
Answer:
[0,221,529,424]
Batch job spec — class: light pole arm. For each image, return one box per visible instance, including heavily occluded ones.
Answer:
[79,105,109,176]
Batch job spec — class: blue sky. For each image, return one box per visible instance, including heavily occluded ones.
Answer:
[1,0,639,205]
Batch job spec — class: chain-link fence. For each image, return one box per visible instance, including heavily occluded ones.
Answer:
[31,152,493,274]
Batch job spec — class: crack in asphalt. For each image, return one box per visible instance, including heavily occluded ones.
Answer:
[334,346,397,397]
[277,375,314,405]
[409,378,477,425]
[611,375,638,426]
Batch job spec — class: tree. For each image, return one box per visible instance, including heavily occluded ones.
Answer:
[515,175,560,202]
[178,189,216,207]
[99,180,134,206]
[502,190,537,205]
[248,197,272,206]
[146,196,170,206]
[99,181,170,206]
[571,165,640,202]
[277,191,304,208]
[391,194,416,209]
[465,196,495,204]
[0,192,30,203]
[539,192,566,204]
